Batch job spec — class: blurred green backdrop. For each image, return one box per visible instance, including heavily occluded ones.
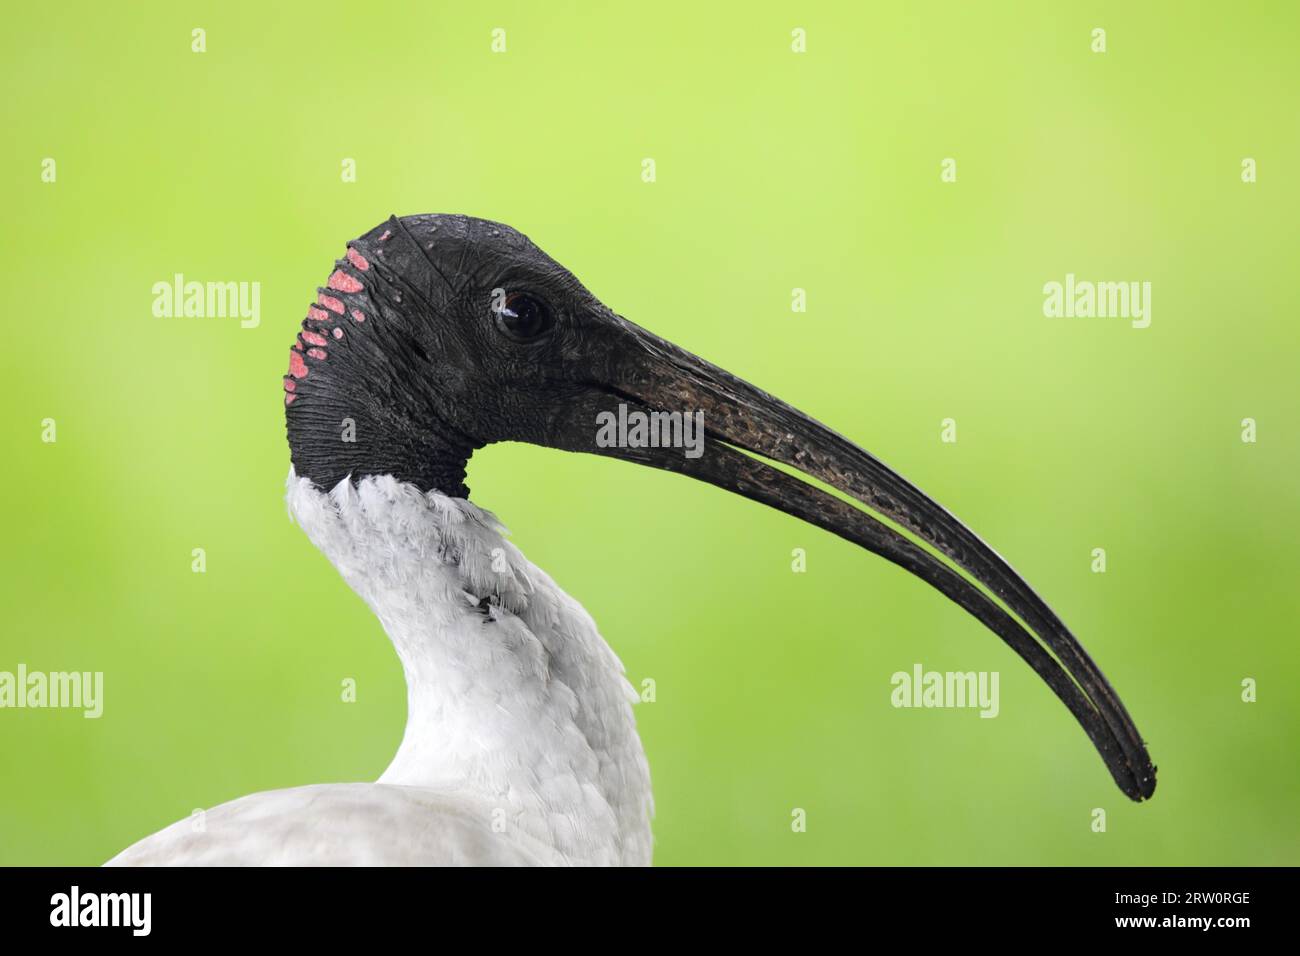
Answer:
[2,1,1297,866]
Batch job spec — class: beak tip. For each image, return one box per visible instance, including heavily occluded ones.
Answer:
[1120,757,1158,802]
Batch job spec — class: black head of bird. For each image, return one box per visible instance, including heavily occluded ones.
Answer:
[285,213,1157,802]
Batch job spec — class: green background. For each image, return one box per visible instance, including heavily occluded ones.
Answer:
[2,1,1297,866]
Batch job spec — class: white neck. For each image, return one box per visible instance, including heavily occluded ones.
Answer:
[287,471,653,865]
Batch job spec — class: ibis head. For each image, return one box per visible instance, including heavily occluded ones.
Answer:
[285,213,1157,802]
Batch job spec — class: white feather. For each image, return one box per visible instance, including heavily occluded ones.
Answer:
[107,471,653,866]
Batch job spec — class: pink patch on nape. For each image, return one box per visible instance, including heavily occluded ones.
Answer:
[318,293,344,313]
[283,378,296,392]
[332,327,344,339]
[301,330,328,347]
[289,351,308,378]
[350,308,366,323]
[307,348,327,360]
[328,270,364,293]
[307,306,332,322]
[285,393,297,405]
[379,230,391,241]
[346,248,370,271]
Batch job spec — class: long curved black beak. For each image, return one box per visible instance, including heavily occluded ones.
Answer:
[547,313,1157,801]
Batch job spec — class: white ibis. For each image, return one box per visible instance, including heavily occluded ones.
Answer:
[107,214,1156,866]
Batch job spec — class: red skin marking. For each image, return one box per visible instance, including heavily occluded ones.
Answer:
[346,248,370,271]
[307,306,332,322]
[283,378,296,392]
[289,351,308,378]
[301,330,328,347]
[332,327,344,339]
[285,393,297,405]
[318,294,344,313]
[350,308,366,322]
[307,348,328,360]
[328,270,364,293]
[379,230,391,241]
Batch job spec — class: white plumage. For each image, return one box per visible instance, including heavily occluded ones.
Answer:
[107,471,653,866]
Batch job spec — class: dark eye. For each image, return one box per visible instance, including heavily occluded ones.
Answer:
[495,292,553,342]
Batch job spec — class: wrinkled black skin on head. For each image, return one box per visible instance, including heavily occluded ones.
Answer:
[286,214,625,497]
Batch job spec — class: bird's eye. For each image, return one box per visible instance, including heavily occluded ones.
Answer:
[494,292,553,342]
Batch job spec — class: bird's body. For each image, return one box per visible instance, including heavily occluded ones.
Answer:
[108,212,1155,867]
[106,784,556,866]
[109,472,651,866]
